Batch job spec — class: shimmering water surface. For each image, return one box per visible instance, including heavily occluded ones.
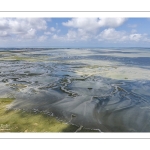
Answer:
[1,48,150,132]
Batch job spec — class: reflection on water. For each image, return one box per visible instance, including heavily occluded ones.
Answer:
[1,48,150,132]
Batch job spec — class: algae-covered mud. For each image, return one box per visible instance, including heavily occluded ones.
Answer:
[1,47,150,132]
[0,98,95,132]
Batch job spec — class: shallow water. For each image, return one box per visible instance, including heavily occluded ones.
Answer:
[1,48,150,132]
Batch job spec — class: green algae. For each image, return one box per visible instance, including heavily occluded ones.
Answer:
[0,98,97,132]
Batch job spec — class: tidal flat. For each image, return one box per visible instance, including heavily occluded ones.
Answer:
[0,98,96,132]
[1,48,150,132]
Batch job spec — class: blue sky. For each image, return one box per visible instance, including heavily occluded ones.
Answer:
[0,18,150,47]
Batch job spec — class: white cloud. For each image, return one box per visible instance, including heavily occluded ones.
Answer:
[52,34,60,40]
[44,27,60,37]
[10,18,46,32]
[129,33,150,42]
[129,34,142,42]
[67,29,91,41]
[23,18,47,30]
[17,28,36,40]
[52,29,92,42]
[97,28,126,42]
[25,28,36,38]
[38,35,48,42]
[61,18,127,42]
[52,27,150,44]
[62,18,127,33]
[50,27,56,32]
[97,28,150,43]
[143,37,150,42]
[131,29,137,33]
[63,18,100,33]
[98,18,127,28]
[0,18,47,40]
[0,19,9,30]
[1,18,150,45]
[52,34,58,39]
[44,31,52,35]
[66,30,77,41]
[140,33,150,42]
[0,31,10,37]
[52,34,65,41]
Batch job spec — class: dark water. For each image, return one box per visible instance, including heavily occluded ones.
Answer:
[1,48,150,132]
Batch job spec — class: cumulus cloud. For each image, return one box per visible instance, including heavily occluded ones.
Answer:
[38,35,48,42]
[63,18,100,33]
[129,33,150,42]
[143,37,150,42]
[97,28,150,43]
[50,27,56,32]
[1,18,150,45]
[131,29,137,33]
[52,34,65,41]
[66,29,92,41]
[44,31,52,35]
[52,29,92,42]
[98,18,127,28]
[0,18,47,40]
[20,28,36,39]
[66,30,77,40]
[61,18,127,42]
[0,31,10,37]
[52,34,58,39]
[62,18,127,33]
[53,27,150,44]
[1,18,47,32]
[129,34,142,42]
[44,27,60,37]
[97,28,126,42]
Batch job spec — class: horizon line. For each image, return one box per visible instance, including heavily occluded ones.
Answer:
[0,46,150,49]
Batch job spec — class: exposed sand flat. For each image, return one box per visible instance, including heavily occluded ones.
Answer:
[75,65,150,80]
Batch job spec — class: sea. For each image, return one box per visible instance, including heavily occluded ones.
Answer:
[0,47,150,132]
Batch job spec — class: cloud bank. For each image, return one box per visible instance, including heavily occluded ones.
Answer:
[0,18,150,46]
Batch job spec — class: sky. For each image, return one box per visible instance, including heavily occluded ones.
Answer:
[0,18,150,48]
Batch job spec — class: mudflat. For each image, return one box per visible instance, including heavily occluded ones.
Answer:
[1,48,150,132]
